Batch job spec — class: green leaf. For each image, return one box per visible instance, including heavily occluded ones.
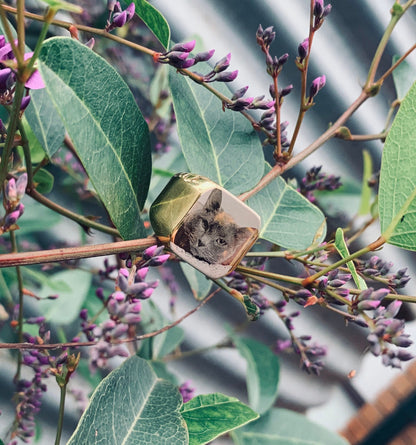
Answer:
[38,37,151,240]
[38,270,92,325]
[247,164,326,249]
[67,356,188,445]
[169,68,264,195]
[180,263,212,300]
[33,168,54,194]
[379,81,416,250]
[358,149,373,215]
[182,393,258,445]
[139,301,184,359]
[25,87,65,158]
[232,336,279,414]
[334,228,367,290]
[231,408,349,445]
[392,56,416,100]
[132,0,170,49]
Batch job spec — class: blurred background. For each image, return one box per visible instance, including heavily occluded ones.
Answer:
[1,0,416,443]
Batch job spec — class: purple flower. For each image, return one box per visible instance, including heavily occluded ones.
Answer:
[179,381,195,403]
[308,75,326,102]
[170,40,196,53]
[213,53,232,73]
[106,2,135,31]
[298,38,309,62]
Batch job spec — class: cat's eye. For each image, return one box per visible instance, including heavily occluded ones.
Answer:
[216,238,227,246]
[149,173,261,279]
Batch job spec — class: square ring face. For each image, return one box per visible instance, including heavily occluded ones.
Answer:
[169,186,260,279]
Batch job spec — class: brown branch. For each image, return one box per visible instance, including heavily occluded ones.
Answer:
[0,236,157,268]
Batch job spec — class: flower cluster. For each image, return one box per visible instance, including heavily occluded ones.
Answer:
[358,255,410,290]
[227,258,269,314]
[0,35,44,111]
[274,300,327,375]
[297,165,342,203]
[1,173,27,235]
[365,298,413,368]
[10,319,54,443]
[80,246,169,372]
[313,0,332,30]
[105,1,135,32]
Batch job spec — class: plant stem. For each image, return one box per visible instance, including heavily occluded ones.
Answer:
[26,188,120,237]
[0,81,25,187]
[55,384,66,445]
[0,236,158,268]
[10,231,24,380]
[236,265,303,286]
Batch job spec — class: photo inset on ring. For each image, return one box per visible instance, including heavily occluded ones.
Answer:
[171,188,259,278]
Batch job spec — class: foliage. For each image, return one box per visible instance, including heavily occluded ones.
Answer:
[0,1,415,444]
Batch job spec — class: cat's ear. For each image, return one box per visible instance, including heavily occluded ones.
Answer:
[205,189,222,212]
[235,227,254,243]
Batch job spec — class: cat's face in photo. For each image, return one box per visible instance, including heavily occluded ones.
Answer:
[174,189,254,265]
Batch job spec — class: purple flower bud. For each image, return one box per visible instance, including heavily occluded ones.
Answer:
[212,70,239,83]
[226,97,254,111]
[143,245,163,260]
[213,53,231,73]
[175,58,195,69]
[392,335,412,348]
[0,67,12,92]
[20,95,31,110]
[309,75,326,101]
[314,0,324,17]
[122,313,141,324]
[112,10,127,28]
[136,266,148,281]
[125,3,135,20]
[323,4,332,17]
[170,40,196,53]
[141,287,154,299]
[262,26,276,47]
[357,300,381,311]
[16,173,28,199]
[79,309,88,321]
[111,323,129,338]
[194,49,215,63]
[397,350,413,361]
[280,85,294,97]
[298,38,309,62]
[278,53,289,66]
[232,86,249,101]
[85,38,95,49]
[102,319,117,332]
[385,300,402,318]
[148,253,170,267]
[371,288,389,300]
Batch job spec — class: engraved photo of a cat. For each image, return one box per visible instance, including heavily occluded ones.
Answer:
[173,189,254,265]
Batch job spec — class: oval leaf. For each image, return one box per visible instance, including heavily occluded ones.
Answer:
[38,270,92,325]
[38,37,151,240]
[25,89,66,159]
[67,356,188,445]
[169,68,264,195]
[247,164,326,249]
[132,0,170,49]
[231,408,349,445]
[181,393,258,445]
[232,336,279,415]
[379,81,416,250]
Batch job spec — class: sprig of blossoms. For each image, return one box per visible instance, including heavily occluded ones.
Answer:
[1,173,27,235]
[297,165,342,203]
[105,1,135,32]
[0,35,44,111]
[80,246,169,372]
[273,300,327,375]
